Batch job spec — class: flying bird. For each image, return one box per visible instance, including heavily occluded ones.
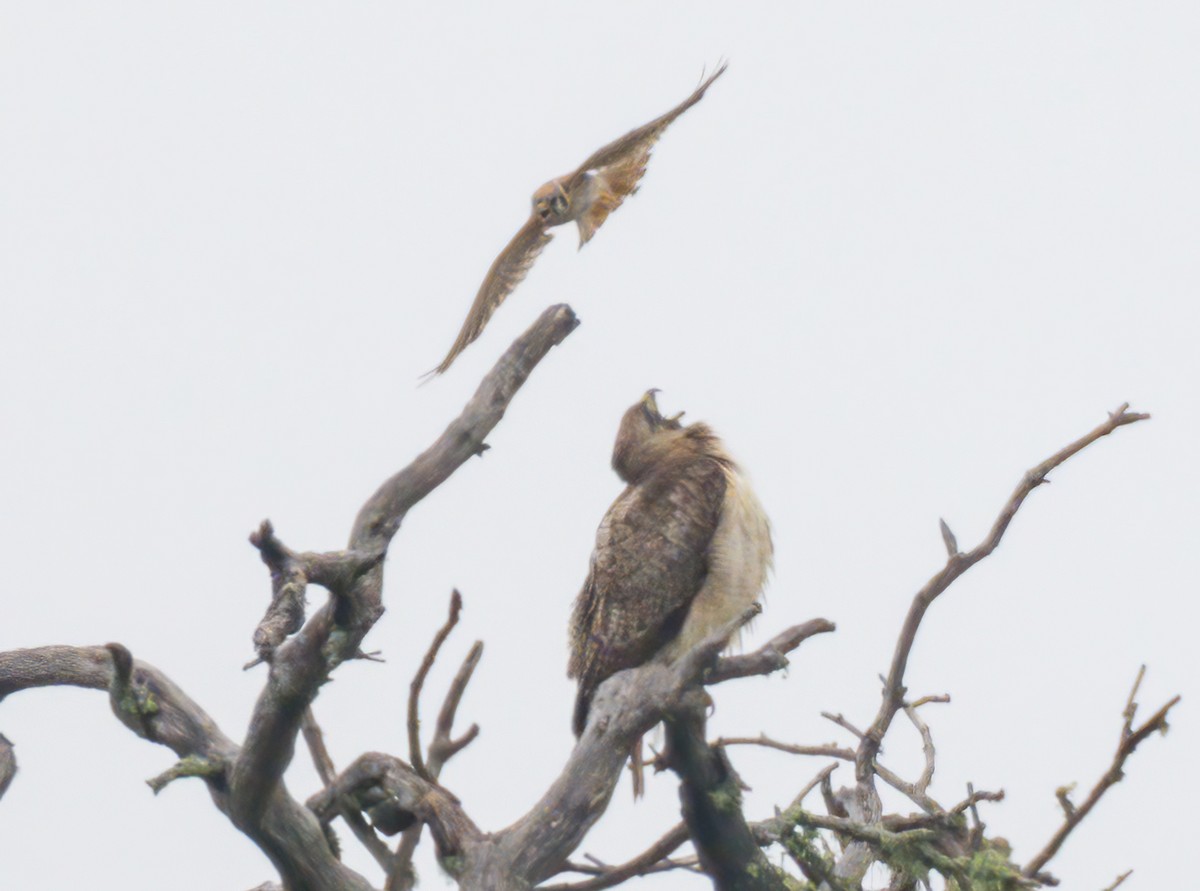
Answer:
[568,391,772,793]
[425,64,728,377]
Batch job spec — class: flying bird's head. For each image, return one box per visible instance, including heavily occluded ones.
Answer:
[612,389,698,483]
[532,179,571,224]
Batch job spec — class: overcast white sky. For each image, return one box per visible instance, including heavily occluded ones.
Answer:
[1,4,1197,889]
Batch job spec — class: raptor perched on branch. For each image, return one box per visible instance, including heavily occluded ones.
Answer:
[426,64,727,377]
[568,391,773,786]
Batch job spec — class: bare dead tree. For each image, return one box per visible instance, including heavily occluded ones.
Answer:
[0,299,1178,891]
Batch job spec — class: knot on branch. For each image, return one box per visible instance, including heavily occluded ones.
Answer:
[249,521,308,663]
[248,521,386,665]
[104,643,159,740]
[306,753,480,861]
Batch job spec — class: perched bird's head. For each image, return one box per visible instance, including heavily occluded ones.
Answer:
[532,179,571,224]
[612,389,699,483]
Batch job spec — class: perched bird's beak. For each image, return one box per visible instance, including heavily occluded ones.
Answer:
[641,389,685,429]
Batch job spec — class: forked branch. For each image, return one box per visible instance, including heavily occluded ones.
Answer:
[1023,668,1180,881]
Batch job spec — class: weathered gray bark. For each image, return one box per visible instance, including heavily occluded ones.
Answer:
[0,325,1175,891]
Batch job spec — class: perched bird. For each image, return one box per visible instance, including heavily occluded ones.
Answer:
[425,64,728,377]
[568,391,772,791]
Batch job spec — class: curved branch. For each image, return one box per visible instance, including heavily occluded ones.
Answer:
[0,645,237,763]
[0,307,578,891]
[0,645,374,891]
[538,823,691,891]
[860,405,1149,774]
[831,404,1150,885]
[231,305,578,825]
[307,752,482,860]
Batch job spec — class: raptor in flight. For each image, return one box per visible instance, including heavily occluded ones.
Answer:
[426,64,727,376]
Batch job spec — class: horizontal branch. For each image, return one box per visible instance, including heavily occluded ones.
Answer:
[478,609,828,888]
[718,735,855,762]
[709,618,836,684]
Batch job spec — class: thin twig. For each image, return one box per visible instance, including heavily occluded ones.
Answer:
[861,405,1150,780]
[718,735,855,762]
[1102,869,1133,891]
[791,764,840,811]
[938,518,959,557]
[821,712,866,740]
[539,823,692,890]
[408,590,463,782]
[390,638,484,891]
[429,641,484,774]
[300,708,393,871]
[903,703,937,799]
[830,405,1150,887]
[1023,668,1179,878]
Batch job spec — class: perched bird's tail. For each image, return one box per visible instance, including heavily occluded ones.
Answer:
[629,735,646,799]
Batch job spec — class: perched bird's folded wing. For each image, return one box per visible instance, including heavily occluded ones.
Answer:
[425,215,553,377]
[568,458,727,735]
[566,62,728,246]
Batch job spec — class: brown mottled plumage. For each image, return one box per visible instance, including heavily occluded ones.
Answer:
[425,64,727,377]
[568,392,773,756]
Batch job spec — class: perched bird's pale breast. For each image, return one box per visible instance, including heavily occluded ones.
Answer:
[658,463,772,661]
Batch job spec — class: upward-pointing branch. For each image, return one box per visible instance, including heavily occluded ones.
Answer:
[834,404,1150,886]
[230,305,578,828]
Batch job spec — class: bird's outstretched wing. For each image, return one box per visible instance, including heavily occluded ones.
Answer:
[425,215,553,377]
[569,62,728,246]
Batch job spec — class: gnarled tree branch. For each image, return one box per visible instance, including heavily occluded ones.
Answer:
[0,306,578,891]
[229,304,578,828]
